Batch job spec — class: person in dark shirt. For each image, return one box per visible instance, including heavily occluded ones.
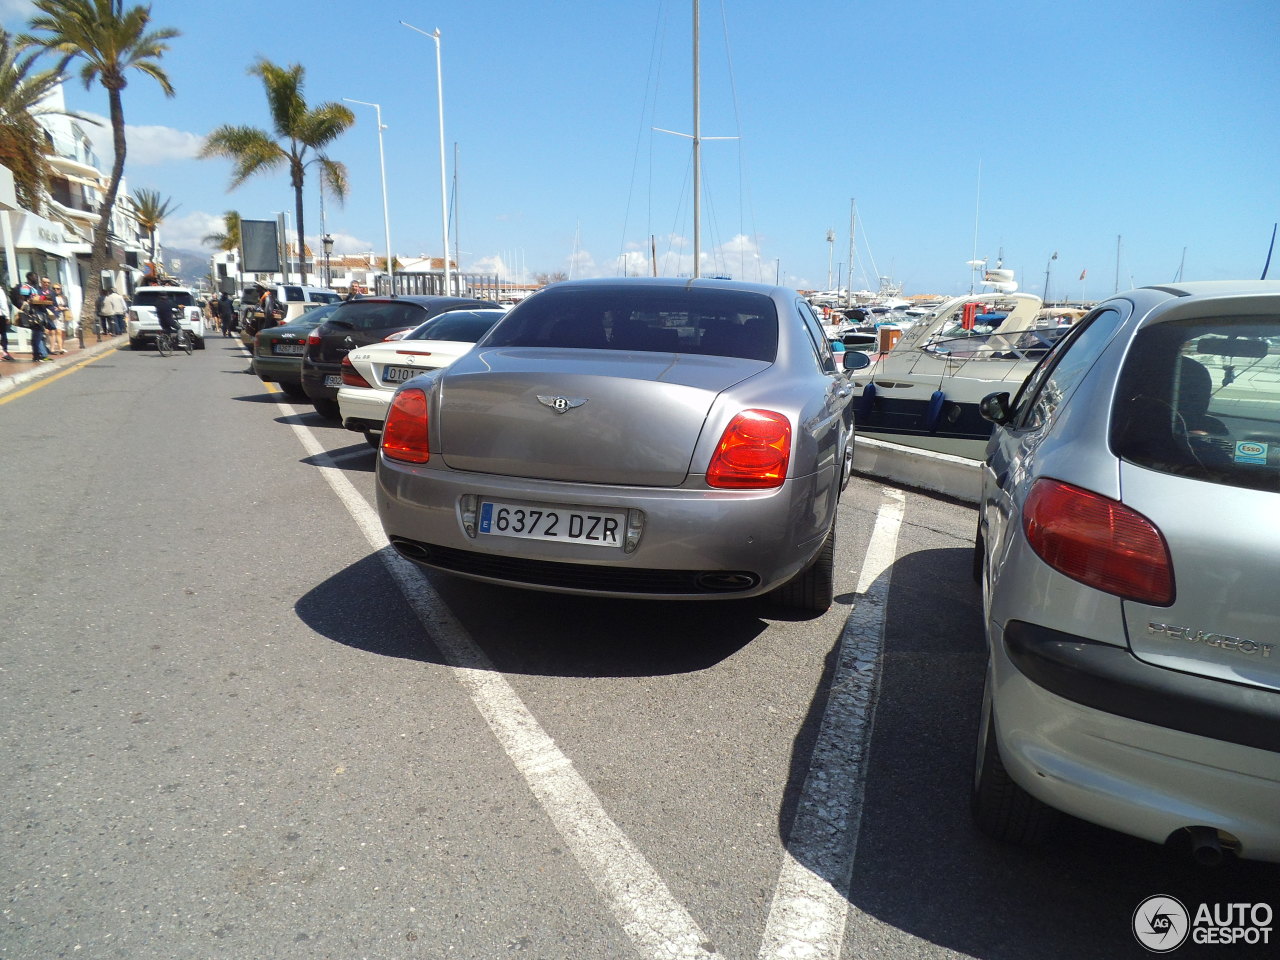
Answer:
[154,291,179,341]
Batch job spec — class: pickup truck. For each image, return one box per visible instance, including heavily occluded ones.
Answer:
[126,286,207,350]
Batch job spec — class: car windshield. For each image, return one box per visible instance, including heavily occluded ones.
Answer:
[322,300,426,332]
[134,290,195,307]
[404,311,504,343]
[482,287,778,361]
[1112,315,1280,493]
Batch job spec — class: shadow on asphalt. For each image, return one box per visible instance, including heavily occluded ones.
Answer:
[294,550,766,677]
[779,544,1279,960]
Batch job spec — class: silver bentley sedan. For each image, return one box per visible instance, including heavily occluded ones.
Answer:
[375,277,870,612]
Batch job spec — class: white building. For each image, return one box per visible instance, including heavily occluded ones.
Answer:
[1,81,153,332]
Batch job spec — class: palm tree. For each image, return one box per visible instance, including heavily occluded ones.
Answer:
[23,0,179,345]
[200,59,352,285]
[202,209,241,254]
[0,26,64,214]
[131,187,178,273]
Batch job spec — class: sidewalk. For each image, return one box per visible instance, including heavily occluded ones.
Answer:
[0,331,126,397]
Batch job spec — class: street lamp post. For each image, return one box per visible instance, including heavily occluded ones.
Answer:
[343,98,394,295]
[322,234,334,289]
[1043,250,1058,302]
[401,21,451,297]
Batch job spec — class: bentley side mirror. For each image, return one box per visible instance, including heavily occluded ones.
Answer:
[979,391,1012,424]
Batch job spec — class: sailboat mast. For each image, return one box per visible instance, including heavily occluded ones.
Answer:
[692,0,701,279]
[845,198,855,307]
[1114,235,1121,294]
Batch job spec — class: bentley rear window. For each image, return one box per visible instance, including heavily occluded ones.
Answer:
[1112,316,1280,492]
[484,287,778,361]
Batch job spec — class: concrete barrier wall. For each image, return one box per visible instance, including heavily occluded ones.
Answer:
[852,436,982,505]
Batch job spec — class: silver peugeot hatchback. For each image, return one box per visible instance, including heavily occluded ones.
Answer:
[973,280,1280,863]
[376,277,869,612]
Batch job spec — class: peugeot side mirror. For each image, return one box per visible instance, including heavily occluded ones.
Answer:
[978,391,1012,424]
[842,350,870,371]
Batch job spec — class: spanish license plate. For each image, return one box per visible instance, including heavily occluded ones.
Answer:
[479,501,624,548]
[323,375,342,387]
[383,366,418,384]
[272,343,304,355]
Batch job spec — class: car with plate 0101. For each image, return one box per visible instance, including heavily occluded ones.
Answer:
[375,277,870,613]
[300,295,494,420]
[251,301,344,399]
[338,308,506,445]
[972,280,1280,864]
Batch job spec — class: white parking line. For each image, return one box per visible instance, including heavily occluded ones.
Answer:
[759,489,905,960]
[284,412,723,960]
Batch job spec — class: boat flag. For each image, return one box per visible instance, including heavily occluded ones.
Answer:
[1078,268,1087,280]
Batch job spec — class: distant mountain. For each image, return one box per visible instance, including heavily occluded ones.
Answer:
[162,247,213,287]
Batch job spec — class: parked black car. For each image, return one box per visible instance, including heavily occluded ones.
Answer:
[300,295,494,419]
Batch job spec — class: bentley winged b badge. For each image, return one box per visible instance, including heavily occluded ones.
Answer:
[537,395,588,414]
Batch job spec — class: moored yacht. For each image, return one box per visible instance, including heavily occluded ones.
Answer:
[848,290,1076,458]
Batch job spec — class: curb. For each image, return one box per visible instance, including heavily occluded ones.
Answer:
[0,334,126,397]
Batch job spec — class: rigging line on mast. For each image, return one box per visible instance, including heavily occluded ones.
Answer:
[715,0,755,281]
[618,2,668,275]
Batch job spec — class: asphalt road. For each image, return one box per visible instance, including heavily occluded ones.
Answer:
[1,339,1274,960]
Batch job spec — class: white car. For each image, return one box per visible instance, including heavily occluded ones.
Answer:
[127,285,207,349]
[337,308,506,445]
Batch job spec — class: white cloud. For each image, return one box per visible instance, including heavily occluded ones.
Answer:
[76,111,204,166]
[601,233,773,281]
[159,211,223,251]
[306,232,372,256]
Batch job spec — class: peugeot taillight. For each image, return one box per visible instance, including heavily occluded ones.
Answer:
[706,410,791,488]
[340,355,371,388]
[382,388,429,463]
[306,332,322,346]
[1022,478,1174,605]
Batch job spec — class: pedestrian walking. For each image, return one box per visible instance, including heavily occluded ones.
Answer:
[101,287,128,338]
[217,291,235,337]
[0,282,15,361]
[95,289,109,338]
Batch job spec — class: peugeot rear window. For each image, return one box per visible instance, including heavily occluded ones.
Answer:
[134,290,195,307]
[482,287,778,361]
[323,301,426,332]
[1111,316,1280,493]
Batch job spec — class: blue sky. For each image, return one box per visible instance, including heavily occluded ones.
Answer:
[6,0,1279,298]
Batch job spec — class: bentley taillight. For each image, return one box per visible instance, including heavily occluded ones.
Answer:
[1022,478,1174,605]
[382,388,430,463]
[706,410,791,488]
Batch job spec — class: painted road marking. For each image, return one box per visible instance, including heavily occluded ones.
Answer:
[282,407,723,960]
[0,347,118,405]
[759,488,905,960]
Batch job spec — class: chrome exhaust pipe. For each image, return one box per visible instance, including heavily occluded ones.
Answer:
[1185,826,1225,867]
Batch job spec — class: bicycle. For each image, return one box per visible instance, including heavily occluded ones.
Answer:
[156,324,192,357]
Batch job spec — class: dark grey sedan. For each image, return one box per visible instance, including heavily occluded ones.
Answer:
[375,278,869,612]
